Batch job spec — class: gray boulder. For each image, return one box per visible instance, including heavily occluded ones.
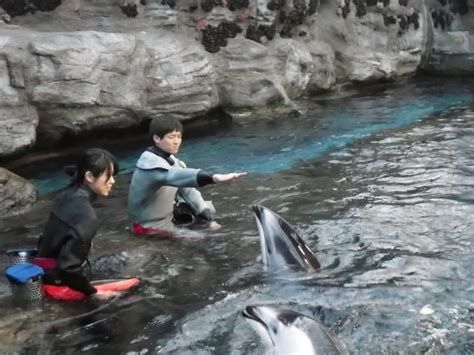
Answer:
[213,38,289,108]
[0,167,37,217]
[0,34,38,157]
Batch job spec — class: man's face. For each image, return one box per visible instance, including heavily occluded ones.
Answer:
[153,130,182,155]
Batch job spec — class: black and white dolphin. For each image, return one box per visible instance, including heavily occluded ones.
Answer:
[252,205,320,271]
[242,305,348,355]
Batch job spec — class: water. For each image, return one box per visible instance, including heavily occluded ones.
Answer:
[29,79,472,194]
[0,77,473,353]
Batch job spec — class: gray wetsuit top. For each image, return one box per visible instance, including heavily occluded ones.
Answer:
[127,147,214,231]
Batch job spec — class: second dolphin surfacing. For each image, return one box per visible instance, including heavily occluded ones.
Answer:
[242,305,348,355]
[252,205,320,271]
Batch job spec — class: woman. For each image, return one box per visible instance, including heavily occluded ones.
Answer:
[37,148,138,301]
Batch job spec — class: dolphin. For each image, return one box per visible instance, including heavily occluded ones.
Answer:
[242,305,348,355]
[252,204,320,271]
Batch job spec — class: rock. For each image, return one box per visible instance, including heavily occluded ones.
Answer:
[307,0,319,15]
[0,34,38,157]
[26,31,148,142]
[35,107,140,144]
[267,0,285,11]
[338,48,400,80]
[0,107,38,156]
[313,2,425,82]
[245,24,263,43]
[0,0,469,158]
[0,167,37,217]
[213,38,289,108]
[267,38,314,99]
[432,30,470,54]
[0,0,30,17]
[202,24,228,52]
[139,32,219,120]
[0,0,61,17]
[120,2,139,17]
[0,6,11,23]
[228,0,249,11]
[30,0,62,12]
[218,21,242,38]
[259,24,276,40]
[200,21,242,52]
[306,40,336,92]
[201,0,218,12]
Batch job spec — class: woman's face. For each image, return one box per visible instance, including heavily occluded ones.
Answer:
[86,165,115,197]
[154,130,182,155]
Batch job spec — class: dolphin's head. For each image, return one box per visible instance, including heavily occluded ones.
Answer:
[242,306,316,355]
[242,306,348,355]
[252,205,320,271]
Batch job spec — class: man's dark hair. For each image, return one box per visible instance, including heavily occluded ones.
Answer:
[149,118,183,139]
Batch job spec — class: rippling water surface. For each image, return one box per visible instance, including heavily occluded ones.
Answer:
[0,77,472,354]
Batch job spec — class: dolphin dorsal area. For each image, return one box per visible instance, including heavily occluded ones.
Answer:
[252,204,320,271]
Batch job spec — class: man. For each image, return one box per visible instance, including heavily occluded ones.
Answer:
[128,117,246,236]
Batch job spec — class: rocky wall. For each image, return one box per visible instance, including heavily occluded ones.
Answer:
[0,0,439,158]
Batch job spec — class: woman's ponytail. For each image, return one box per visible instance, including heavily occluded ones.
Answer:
[64,165,77,177]
[66,148,119,186]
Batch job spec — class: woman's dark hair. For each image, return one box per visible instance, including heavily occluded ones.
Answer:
[149,117,183,140]
[65,148,119,186]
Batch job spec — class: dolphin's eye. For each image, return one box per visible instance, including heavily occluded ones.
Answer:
[278,313,298,325]
[271,325,277,333]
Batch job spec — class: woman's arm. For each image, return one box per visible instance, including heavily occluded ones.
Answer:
[56,233,97,296]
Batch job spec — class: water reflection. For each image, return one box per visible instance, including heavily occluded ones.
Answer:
[0,78,473,353]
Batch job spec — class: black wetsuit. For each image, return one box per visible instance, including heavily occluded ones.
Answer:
[37,185,98,296]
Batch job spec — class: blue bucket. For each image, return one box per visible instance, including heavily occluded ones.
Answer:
[5,263,45,302]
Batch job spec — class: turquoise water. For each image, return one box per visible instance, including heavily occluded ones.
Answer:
[31,88,472,194]
[177,93,470,172]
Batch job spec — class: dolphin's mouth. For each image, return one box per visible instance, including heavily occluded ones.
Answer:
[252,204,321,271]
[242,306,277,348]
[252,205,263,220]
[242,306,268,330]
[252,205,268,266]
[242,305,257,320]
